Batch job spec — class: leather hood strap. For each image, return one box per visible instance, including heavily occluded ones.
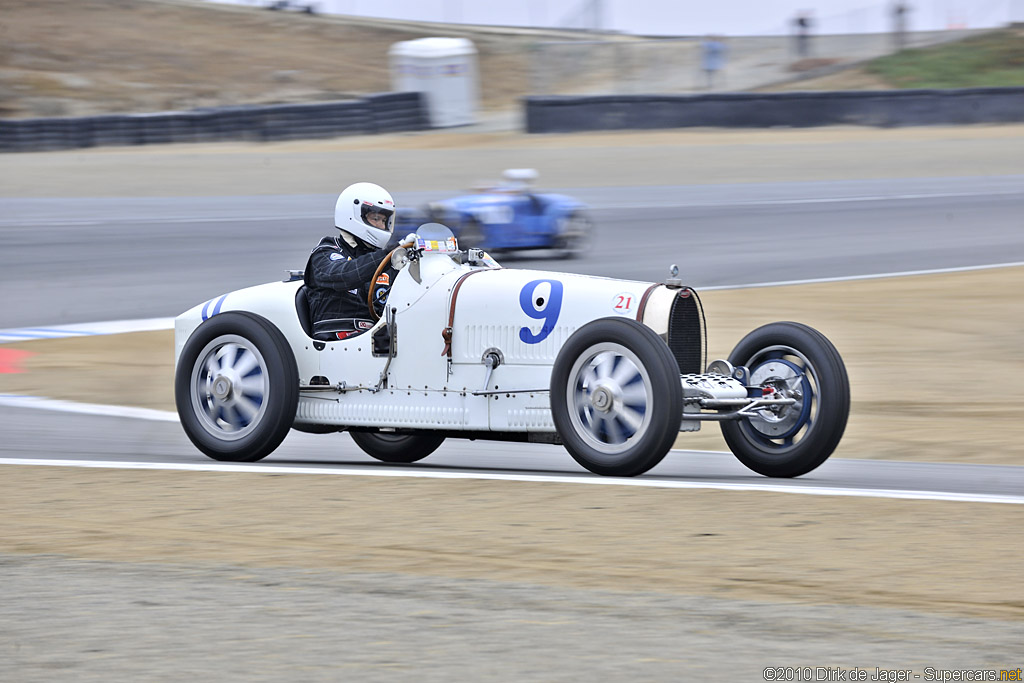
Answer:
[441,269,490,358]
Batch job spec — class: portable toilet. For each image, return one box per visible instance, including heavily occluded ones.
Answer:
[388,37,479,127]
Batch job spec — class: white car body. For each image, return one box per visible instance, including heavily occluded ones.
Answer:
[174,225,849,477]
[176,250,680,435]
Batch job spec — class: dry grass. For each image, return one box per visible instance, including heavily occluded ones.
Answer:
[0,0,542,117]
[763,26,1024,92]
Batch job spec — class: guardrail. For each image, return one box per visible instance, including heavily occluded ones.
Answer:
[0,92,428,152]
[525,87,1024,133]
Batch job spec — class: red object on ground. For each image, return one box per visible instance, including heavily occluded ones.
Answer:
[0,348,35,374]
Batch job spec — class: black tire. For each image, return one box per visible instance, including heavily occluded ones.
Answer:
[349,431,446,463]
[175,312,299,462]
[553,210,592,259]
[720,322,849,478]
[550,318,682,476]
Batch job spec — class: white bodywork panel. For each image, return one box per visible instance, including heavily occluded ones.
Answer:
[174,280,321,386]
[175,251,666,434]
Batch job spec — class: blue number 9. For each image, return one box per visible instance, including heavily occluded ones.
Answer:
[519,279,563,344]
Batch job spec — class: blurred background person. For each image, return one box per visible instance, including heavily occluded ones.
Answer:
[793,10,814,58]
[892,2,911,51]
[699,35,728,90]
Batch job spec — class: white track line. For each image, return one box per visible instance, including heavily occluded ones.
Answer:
[1,457,1020,505]
[0,395,179,422]
[699,260,1024,290]
[0,317,174,343]
[2,394,1020,505]
[607,189,1024,210]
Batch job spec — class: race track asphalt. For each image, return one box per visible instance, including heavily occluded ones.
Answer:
[2,176,1023,328]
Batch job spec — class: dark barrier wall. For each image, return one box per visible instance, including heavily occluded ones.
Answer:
[0,92,428,152]
[525,88,1024,133]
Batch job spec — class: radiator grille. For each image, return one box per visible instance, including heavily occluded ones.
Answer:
[667,291,703,375]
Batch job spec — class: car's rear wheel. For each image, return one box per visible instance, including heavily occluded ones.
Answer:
[349,431,446,463]
[551,318,682,476]
[175,312,298,462]
[720,322,849,478]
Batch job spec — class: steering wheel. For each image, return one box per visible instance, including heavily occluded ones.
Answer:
[367,239,416,322]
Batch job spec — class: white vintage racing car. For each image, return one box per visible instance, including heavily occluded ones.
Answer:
[174,224,849,477]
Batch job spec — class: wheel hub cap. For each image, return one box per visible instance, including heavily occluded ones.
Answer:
[212,374,233,400]
[590,384,615,413]
[567,345,652,454]
[190,336,269,441]
[749,359,810,438]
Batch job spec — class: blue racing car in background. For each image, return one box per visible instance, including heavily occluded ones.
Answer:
[406,169,592,258]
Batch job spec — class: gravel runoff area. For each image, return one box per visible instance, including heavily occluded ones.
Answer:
[2,467,1023,681]
[2,126,1023,679]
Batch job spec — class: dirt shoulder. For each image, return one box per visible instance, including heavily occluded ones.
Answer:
[2,465,1021,620]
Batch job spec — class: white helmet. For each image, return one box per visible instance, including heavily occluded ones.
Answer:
[335,182,396,248]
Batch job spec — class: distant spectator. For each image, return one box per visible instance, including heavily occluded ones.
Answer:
[892,2,911,51]
[793,11,814,58]
[699,36,728,90]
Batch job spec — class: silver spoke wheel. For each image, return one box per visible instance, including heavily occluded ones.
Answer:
[176,312,298,462]
[744,345,815,447]
[567,343,654,455]
[190,334,269,441]
[551,318,681,476]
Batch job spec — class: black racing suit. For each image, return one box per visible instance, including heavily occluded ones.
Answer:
[303,233,397,338]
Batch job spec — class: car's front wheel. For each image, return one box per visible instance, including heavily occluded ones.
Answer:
[175,312,298,462]
[554,210,592,259]
[551,318,682,476]
[720,322,849,478]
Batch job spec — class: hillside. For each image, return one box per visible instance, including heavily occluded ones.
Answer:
[3,1,1019,121]
[0,0,559,119]
[764,26,1024,92]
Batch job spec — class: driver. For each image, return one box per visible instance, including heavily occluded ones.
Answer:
[304,182,402,341]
